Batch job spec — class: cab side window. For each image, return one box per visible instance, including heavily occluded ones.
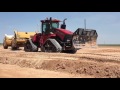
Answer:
[42,23,46,34]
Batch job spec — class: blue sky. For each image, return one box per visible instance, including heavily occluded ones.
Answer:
[0,12,120,44]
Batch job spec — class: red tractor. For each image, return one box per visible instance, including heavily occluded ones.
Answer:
[24,17,98,53]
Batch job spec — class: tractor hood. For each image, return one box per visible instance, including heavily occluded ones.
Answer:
[55,28,73,35]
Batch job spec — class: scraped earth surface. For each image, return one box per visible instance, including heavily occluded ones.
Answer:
[0,46,120,78]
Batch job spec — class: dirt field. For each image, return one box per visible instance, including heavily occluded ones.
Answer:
[0,45,120,78]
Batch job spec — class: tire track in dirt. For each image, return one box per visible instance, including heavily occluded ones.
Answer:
[1,51,120,64]
[1,48,120,64]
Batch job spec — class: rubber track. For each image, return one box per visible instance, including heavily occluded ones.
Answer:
[48,39,62,52]
[28,39,38,52]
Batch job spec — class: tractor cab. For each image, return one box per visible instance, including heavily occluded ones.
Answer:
[41,17,67,35]
[41,17,60,35]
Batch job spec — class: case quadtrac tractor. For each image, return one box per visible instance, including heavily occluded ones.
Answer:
[24,17,98,53]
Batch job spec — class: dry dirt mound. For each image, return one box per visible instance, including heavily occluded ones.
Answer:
[0,46,120,78]
[0,55,120,78]
[0,63,90,78]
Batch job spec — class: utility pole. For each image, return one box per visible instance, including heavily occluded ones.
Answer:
[84,19,86,31]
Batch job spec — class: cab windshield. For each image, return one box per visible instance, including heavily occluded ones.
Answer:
[52,22,59,28]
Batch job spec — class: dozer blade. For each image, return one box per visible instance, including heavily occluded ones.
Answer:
[73,28,98,48]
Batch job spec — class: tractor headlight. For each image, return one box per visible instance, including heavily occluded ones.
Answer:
[67,39,71,42]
